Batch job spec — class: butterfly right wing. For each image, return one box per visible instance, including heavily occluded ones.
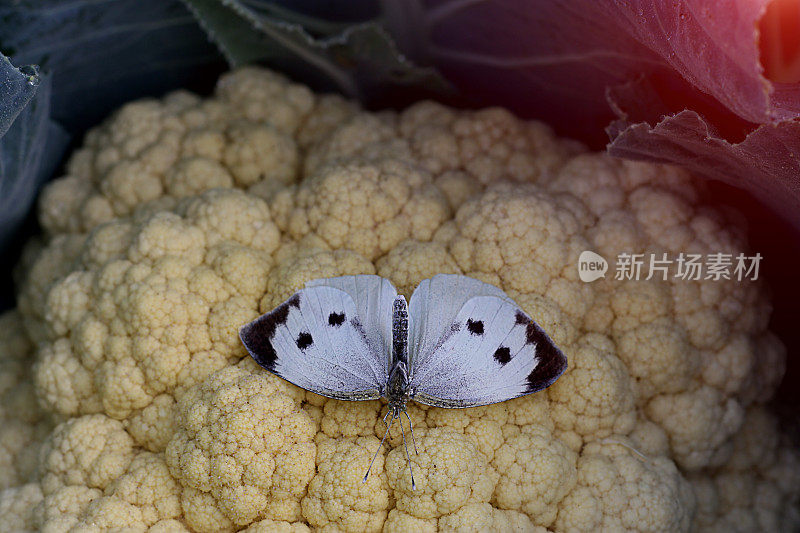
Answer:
[407,274,512,373]
[407,274,567,408]
[239,283,390,401]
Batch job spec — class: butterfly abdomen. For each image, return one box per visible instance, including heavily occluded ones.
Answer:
[392,296,409,365]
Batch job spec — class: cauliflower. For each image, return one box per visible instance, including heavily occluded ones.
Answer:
[29,189,279,425]
[555,439,696,532]
[386,427,498,518]
[277,158,450,261]
[0,66,796,531]
[492,424,577,526]
[0,484,42,533]
[166,366,316,529]
[301,436,390,531]
[0,311,51,490]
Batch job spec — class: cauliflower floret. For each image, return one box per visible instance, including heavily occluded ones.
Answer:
[125,393,177,452]
[438,503,539,532]
[688,407,800,532]
[615,317,697,399]
[646,385,744,470]
[399,102,583,183]
[36,174,97,235]
[296,94,359,149]
[491,424,577,526]
[31,190,279,425]
[284,158,450,261]
[93,452,182,526]
[39,414,136,495]
[36,68,314,237]
[422,402,505,460]
[261,246,375,310]
[214,67,314,134]
[0,311,51,489]
[166,367,316,528]
[555,439,695,532]
[0,484,42,533]
[375,240,461,296]
[165,157,234,197]
[303,113,400,175]
[40,451,182,532]
[383,509,437,533]
[301,436,390,532]
[548,334,636,448]
[35,485,103,532]
[386,428,498,519]
[0,419,51,490]
[222,121,298,187]
[318,399,383,439]
[16,234,85,343]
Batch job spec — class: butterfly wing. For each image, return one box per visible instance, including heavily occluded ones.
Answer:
[407,275,567,408]
[407,274,513,371]
[306,275,397,374]
[240,278,395,401]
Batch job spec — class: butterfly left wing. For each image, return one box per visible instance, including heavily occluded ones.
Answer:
[306,275,397,378]
[407,279,567,408]
[240,284,388,401]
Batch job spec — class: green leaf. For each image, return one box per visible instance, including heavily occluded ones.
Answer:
[0,0,226,131]
[181,0,450,100]
[0,53,69,254]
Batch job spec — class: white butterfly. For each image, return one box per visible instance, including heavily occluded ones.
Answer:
[239,274,567,488]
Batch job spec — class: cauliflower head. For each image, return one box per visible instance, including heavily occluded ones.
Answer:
[0,66,796,532]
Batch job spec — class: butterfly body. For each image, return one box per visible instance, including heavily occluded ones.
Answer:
[385,358,411,413]
[239,274,568,487]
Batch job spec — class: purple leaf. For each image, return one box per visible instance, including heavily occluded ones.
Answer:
[609,109,800,228]
[388,0,800,227]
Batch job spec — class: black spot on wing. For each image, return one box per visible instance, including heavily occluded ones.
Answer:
[239,293,301,371]
[466,318,484,335]
[328,312,345,327]
[296,331,313,350]
[493,346,511,365]
[514,311,568,392]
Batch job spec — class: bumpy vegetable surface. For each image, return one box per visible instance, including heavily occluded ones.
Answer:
[0,67,797,532]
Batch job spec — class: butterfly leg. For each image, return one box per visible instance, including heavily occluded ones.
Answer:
[402,408,419,455]
[363,409,395,484]
[398,410,416,490]
[381,408,392,436]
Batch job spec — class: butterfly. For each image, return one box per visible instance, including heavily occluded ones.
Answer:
[239,274,568,488]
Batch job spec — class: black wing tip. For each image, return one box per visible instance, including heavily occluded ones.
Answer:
[525,342,568,392]
[239,293,302,371]
[513,309,569,393]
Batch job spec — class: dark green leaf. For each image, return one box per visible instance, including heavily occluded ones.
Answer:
[0,53,68,254]
[181,0,450,99]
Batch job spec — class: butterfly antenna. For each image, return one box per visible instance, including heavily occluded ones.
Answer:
[402,408,418,455]
[399,413,416,490]
[364,410,394,484]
